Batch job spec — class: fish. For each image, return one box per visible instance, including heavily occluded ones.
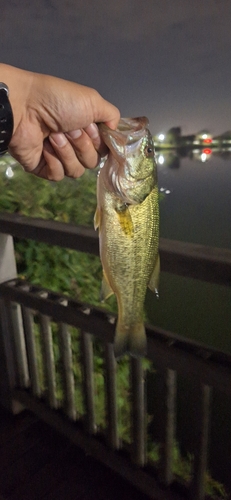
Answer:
[94,117,159,358]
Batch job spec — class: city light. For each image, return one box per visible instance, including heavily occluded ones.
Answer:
[200,148,212,162]
[158,134,165,142]
[201,134,208,140]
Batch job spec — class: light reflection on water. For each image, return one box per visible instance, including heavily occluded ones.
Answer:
[147,147,231,352]
[157,148,231,249]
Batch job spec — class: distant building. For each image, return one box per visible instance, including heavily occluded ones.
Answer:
[193,130,213,146]
[213,131,231,147]
[153,127,231,149]
[181,134,196,147]
[165,127,182,147]
[154,127,182,148]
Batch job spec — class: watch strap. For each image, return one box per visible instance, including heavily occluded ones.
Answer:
[0,85,14,155]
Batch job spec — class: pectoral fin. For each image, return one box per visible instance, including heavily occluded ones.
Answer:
[116,206,134,237]
[100,271,114,302]
[148,254,160,297]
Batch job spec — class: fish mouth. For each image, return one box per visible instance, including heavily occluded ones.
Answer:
[98,117,154,205]
[98,117,149,153]
[117,117,149,136]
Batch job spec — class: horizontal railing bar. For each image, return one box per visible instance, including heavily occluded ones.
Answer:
[0,279,115,342]
[160,238,231,286]
[0,212,231,285]
[1,279,231,395]
[12,388,184,500]
[0,212,99,255]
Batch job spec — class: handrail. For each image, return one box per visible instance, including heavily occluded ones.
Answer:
[0,211,231,500]
[0,211,231,286]
[1,278,231,395]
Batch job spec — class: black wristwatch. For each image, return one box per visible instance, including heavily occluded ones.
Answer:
[0,83,14,155]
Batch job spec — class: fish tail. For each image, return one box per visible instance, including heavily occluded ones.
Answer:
[113,322,129,359]
[128,322,147,358]
[113,321,147,359]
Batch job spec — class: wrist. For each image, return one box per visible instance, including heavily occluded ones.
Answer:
[0,63,34,135]
[0,82,14,154]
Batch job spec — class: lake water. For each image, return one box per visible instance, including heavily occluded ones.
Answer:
[149,149,231,491]
[147,148,231,355]
[157,148,231,249]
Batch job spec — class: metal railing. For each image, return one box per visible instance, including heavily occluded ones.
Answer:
[0,212,231,500]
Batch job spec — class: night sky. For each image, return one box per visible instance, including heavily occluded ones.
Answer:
[1,0,231,135]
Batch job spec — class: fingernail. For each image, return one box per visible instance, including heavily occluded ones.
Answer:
[85,123,99,140]
[50,133,67,147]
[67,129,82,140]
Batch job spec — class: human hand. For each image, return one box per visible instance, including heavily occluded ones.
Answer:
[0,64,120,180]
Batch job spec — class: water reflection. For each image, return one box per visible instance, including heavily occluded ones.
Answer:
[155,146,231,169]
[1,145,231,180]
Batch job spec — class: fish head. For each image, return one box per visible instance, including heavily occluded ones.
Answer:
[98,117,157,205]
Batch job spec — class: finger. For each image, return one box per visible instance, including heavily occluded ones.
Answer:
[31,139,85,180]
[83,123,108,157]
[88,90,120,130]
[65,129,101,170]
[32,140,66,180]
[49,133,86,177]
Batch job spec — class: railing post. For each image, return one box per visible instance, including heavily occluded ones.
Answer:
[0,233,22,412]
[190,383,212,500]
[157,368,177,486]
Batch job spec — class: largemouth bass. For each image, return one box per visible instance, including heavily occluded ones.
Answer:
[94,117,159,358]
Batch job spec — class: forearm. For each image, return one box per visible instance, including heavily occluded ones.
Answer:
[0,63,120,179]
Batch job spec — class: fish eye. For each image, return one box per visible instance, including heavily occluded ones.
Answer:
[145,145,154,157]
